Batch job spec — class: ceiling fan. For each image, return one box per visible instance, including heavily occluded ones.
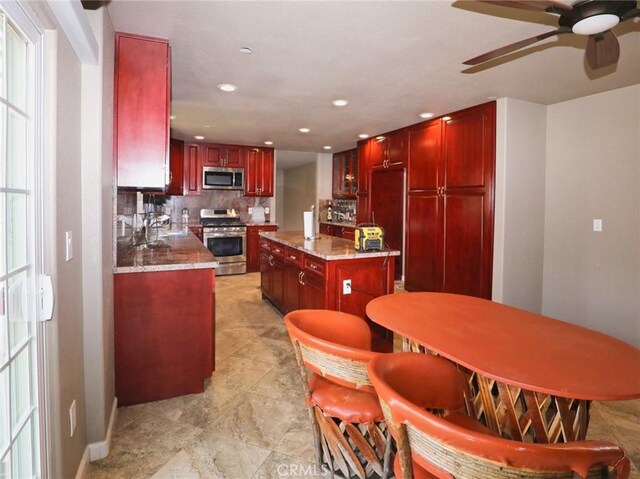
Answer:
[464,0,640,69]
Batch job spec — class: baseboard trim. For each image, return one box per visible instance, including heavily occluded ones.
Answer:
[88,397,118,462]
[74,446,90,479]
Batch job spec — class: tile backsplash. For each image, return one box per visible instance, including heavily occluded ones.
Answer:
[117,189,271,224]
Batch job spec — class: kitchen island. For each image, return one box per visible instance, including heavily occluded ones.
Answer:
[259,231,399,351]
[114,231,218,405]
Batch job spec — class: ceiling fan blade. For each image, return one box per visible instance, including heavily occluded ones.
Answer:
[621,7,640,20]
[479,1,572,12]
[463,27,571,65]
[585,30,620,70]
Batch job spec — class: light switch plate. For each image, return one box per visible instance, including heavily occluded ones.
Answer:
[65,231,73,261]
[343,279,352,295]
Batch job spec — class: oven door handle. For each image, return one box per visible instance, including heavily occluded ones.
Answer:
[204,232,246,238]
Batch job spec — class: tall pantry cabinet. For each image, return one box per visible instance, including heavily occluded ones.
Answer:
[405,102,495,298]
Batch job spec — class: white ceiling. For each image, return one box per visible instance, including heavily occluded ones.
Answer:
[107,0,640,161]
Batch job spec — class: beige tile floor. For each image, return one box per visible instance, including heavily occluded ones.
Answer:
[87,273,640,479]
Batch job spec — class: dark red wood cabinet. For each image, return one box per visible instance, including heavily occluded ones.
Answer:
[183,143,202,195]
[356,141,371,224]
[319,222,355,241]
[188,225,203,242]
[370,129,407,170]
[114,268,215,405]
[175,142,273,197]
[260,240,284,309]
[245,147,274,197]
[167,138,184,195]
[115,33,170,190]
[405,101,495,299]
[260,236,395,351]
[332,148,358,199]
[202,144,244,167]
[247,224,278,272]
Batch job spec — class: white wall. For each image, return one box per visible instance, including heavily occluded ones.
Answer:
[52,21,88,479]
[275,169,284,225]
[283,162,317,231]
[81,7,115,456]
[316,152,333,202]
[542,84,640,347]
[493,98,547,313]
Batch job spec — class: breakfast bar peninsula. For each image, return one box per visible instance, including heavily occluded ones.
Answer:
[259,231,399,351]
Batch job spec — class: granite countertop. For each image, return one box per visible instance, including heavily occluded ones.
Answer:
[246,222,279,227]
[260,231,399,261]
[115,230,219,274]
[319,221,357,228]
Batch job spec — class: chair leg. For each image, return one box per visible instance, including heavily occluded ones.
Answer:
[307,404,324,465]
[381,428,394,479]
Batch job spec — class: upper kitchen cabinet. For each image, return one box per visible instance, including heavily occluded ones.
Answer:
[356,140,371,223]
[244,147,274,197]
[332,148,358,199]
[370,129,407,170]
[202,144,244,168]
[115,33,170,190]
[183,143,202,196]
[167,138,184,195]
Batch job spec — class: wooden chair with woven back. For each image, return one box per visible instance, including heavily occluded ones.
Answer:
[284,309,393,479]
[367,352,630,479]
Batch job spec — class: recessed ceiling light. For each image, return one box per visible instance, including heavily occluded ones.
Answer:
[240,47,253,54]
[264,141,273,145]
[331,99,349,107]
[170,115,176,120]
[217,83,237,92]
[419,112,434,119]
[205,124,211,128]
[442,116,452,121]
[323,146,332,150]
[194,135,205,140]
[299,128,310,133]
[358,134,369,139]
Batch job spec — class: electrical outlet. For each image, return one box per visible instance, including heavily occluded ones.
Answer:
[65,231,73,261]
[343,279,352,295]
[593,219,603,232]
[69,400,77,437]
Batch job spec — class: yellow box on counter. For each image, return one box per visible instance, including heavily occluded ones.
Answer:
[354,224,384,252]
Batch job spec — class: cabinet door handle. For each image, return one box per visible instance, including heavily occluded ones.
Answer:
[268,255,274,266]
[299,271,305,285]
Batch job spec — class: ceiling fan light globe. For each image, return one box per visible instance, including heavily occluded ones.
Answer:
[572,14,620,35]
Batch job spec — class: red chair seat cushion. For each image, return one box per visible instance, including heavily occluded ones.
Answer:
[308,374,384,423]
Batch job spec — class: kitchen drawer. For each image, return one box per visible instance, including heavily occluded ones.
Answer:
[304,256,326,278]
[270,242,284,259]
[260,239,271,253]
[284,247,304,268]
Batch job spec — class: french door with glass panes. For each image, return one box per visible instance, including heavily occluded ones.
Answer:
[1,3,46,478]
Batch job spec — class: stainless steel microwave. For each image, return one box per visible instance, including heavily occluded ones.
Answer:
[202,167,244,190]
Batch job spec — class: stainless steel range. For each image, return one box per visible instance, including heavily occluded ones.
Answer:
[200,208,246,275]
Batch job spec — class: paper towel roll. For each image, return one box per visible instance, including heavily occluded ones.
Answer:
[303,211,314,239]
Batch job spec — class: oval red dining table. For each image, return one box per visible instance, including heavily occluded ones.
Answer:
[366,292,640,443]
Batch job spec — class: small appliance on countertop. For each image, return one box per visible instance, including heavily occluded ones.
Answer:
[354,223,385,252]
